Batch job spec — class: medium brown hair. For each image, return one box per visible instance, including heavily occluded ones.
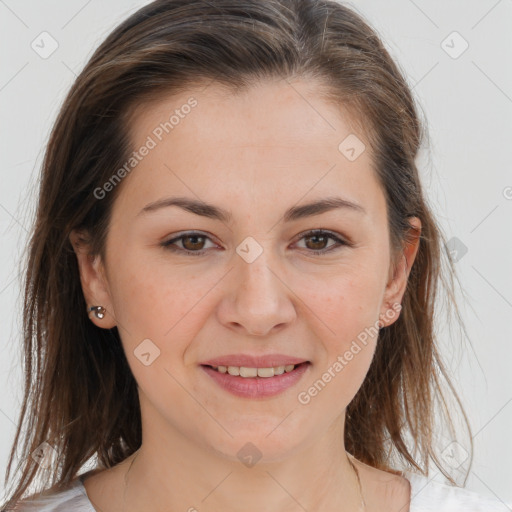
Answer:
[3,0,473,508]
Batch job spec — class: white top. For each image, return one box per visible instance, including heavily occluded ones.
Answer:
[11,470,512,511]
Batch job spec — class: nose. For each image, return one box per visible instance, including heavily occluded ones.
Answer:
[217,251,297,337]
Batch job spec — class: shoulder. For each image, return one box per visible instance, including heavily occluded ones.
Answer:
[405,471,512,512]
[8,476,94,512]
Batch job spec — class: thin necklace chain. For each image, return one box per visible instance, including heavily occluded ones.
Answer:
[123,450,366,511]
[123,451,139,512]
[347,453,367,511]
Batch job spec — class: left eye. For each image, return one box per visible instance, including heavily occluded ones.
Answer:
[161,229,349,256]
[161,232,217,256]
[294,230,348,254]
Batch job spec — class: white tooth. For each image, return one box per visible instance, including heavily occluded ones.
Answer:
[217,364,298,377]
[239,366,258,378]
[257,367,274,378]
[273,366,285,375]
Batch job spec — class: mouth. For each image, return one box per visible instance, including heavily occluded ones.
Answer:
[199,362,311,399]
[201,361,310,378]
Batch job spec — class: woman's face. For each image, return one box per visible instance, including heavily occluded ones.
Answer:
[74,78,419,463]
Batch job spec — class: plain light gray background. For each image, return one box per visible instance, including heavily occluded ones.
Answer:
[1,0,511,506]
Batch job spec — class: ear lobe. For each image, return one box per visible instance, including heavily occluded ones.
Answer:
[69,229,116,329]
[380,217,421,328]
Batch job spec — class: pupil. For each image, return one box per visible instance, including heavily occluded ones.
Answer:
[184,235,203,250]
[308,234,326,250]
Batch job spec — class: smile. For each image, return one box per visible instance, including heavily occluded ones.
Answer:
[210,364,298,378]
[200,362,311,399]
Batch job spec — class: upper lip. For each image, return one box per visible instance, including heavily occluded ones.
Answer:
[200,354,310,368]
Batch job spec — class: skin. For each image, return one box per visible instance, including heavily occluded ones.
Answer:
[70,77,420,512]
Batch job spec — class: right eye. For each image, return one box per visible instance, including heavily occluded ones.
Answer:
[160,231,218,256]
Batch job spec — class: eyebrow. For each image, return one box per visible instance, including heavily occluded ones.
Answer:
[137,195,366,223]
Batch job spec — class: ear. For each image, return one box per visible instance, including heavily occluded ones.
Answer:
[69,229,117,329]
[379,217,421,328]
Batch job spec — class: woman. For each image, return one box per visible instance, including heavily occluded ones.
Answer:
[3,0,509,510]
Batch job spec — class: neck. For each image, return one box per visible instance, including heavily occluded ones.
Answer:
[121,404,364,512]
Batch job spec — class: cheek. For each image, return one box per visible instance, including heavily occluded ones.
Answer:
[109,254,196,333]
[303,272,383,334]
[300,272,382,380]
[299,280,380,412]
[108,255,220,379]
[107,260,200,404]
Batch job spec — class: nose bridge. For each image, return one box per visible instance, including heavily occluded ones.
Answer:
[237,249,277,292]
[236,240,280,307]
[222,236,296,336]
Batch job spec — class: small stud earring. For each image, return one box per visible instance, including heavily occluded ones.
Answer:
[88,306,106,319]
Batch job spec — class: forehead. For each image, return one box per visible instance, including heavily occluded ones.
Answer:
[129,78,364,152]
[115,78,384,220]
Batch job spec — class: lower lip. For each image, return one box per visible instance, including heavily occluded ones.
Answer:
[200,363,310,399]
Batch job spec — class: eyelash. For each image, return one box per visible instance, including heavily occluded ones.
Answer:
[160,229,350,257]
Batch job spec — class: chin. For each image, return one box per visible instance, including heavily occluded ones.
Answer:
[202,428,306,467]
